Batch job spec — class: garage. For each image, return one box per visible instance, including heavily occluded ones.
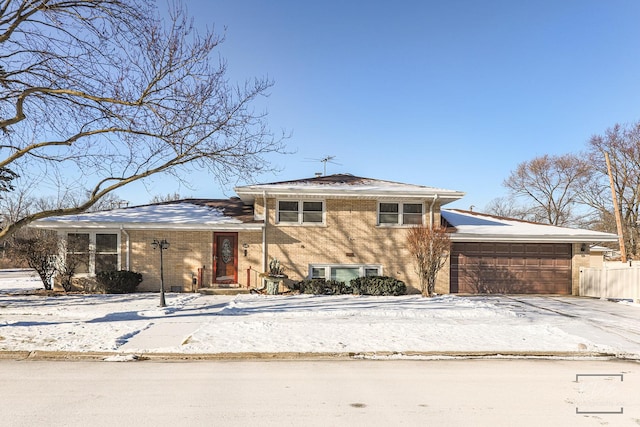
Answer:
[450,242,572,294]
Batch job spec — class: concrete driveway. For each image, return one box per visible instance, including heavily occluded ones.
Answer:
[487,295,640,357]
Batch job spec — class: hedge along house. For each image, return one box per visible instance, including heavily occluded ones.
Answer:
[30,174,618,295]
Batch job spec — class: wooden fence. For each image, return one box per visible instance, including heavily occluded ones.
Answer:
[580,266,640,300]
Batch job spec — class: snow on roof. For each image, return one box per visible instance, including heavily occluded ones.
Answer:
[443,209,619,243]
[235,174,465,204]
[31,199,259,230]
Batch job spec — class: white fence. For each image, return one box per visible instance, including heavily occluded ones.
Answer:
[580,266,640,300]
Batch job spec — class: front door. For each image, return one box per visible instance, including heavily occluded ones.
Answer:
[213,232,238,284]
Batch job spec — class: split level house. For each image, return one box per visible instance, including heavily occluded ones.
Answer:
[31,174,619,295]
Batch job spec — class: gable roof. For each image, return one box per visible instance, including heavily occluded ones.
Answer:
[30,198,261,231]
[442,209,619,243]
[235,173,465,204]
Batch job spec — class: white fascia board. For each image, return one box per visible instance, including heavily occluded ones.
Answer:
[450,233,620,243]
[237,189,465,204]
[30,222,264,231]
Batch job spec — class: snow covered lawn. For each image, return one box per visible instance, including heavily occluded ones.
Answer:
[1,270,638,357]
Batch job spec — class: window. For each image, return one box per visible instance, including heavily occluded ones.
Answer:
[311,267,326,279]
[65,232,119,275]
[277,200,325,225]
[66,233,90,274]
[310,265,381,281]
[378,202,423,225]
[365,267,379,277]
[302,201,323,223]
[402,203,423,224]
[95,233,118,273]
[278,201,299,223]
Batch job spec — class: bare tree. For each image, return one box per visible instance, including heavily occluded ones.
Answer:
[502,154,591,226]
[582,122,640,257]
[406,225,451,297]
[8,229,59,290]
[57,234,89,292]
[484,196,534,221]
[0,1,284,242]
[149,192,188,204]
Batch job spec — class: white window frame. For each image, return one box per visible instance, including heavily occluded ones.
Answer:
[377,201,424,226]
[61,231,120,276]
[309,264,383,280]
[276,199,325,225]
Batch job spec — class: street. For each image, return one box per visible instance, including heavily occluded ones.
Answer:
[1,359,639,426]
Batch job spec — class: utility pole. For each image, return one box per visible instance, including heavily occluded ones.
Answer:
[605,152,627,263]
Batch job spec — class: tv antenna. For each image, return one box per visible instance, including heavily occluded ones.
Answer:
[305,155,340,176]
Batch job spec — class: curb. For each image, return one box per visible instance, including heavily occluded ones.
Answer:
[0,350,631,362]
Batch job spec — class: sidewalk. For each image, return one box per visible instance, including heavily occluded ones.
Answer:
[118,295,233,352]
[1,291,640,360]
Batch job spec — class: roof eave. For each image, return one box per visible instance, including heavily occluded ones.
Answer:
[450,233,620,243]
[30,221,264,231]
[236,189,465,204]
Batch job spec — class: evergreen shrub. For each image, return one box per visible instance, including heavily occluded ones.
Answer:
[96,270,143,294]
[292,279,349,295]
[291,276,405,296]
[350,276,406,296]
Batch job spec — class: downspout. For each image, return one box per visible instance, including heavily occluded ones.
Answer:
[429,194,439,228]
[262,191,268,273]
[120,225,130,270]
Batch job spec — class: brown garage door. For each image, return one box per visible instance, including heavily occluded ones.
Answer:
[450,242,572,294]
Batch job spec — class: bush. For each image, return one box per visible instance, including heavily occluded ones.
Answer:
[291,276,405,296]
[292,279,350,295]
[350,276,406,296]
[96,270,143,294]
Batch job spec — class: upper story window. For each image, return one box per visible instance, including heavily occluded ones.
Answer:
[277,200,324,225]
[378,202,423,225]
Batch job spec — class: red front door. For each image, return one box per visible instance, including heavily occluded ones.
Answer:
[213,233,238,284]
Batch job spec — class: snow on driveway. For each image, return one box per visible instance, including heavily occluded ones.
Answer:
[1,270,639,357]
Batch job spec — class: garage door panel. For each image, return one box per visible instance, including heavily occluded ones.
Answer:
[494,243,511,253]
[539,258,556,267]
[451,243,572,294]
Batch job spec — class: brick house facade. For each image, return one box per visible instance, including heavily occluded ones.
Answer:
[31,174,618,295]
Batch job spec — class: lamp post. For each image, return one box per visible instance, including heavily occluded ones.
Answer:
[151,239,170,307]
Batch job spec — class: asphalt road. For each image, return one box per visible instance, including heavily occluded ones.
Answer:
[1,359,639,426]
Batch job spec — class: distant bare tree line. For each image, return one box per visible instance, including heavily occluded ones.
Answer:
[486,120,640,257]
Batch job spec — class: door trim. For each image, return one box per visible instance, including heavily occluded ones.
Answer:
[213,232,238,284]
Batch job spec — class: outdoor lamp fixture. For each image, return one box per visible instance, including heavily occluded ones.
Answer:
[242,243,249,257]
[151,239,170,307]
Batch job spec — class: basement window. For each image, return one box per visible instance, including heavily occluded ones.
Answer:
[310,264,382,281]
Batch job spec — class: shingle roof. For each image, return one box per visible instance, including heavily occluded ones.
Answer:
[30,198,260,230]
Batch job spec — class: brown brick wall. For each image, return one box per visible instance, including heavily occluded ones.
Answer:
[264,198,442,294]
[125,229,261,292]
[126,230,212,292]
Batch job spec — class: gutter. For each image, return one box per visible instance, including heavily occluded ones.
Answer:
[262,191,268,273]
[429,194,439,227]
[120,225,130,270]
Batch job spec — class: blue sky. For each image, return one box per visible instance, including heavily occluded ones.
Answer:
[117,0,640,210]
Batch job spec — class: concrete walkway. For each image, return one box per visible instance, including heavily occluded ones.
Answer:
[118,295,234,352]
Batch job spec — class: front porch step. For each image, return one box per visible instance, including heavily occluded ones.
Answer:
[198,287,250,296]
